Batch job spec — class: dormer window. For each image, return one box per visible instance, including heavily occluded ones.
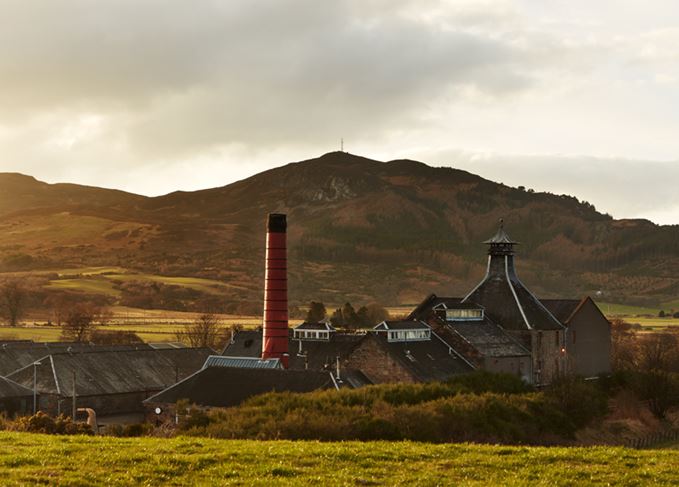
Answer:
[374,321,431,342]
[293,321,335,341]
[445,308,483,321]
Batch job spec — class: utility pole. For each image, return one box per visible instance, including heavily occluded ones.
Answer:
[72,369,76,419]
[32,361,42,415]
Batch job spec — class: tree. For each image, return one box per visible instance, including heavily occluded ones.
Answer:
[362,303,390,326]
[89,330,143,345]
[61,303,102,342]
[306,301,326,323]
[175,312,222,349]
[44,294,71,327]
[0,280,26,326]
[659,310,666,318]
[633,332,679,419]
[610,319,638,371]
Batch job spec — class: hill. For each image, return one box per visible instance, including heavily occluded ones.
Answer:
[1,152,679,308]
[0,432,676,485]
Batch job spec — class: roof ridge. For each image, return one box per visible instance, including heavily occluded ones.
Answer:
[505,255,532,330]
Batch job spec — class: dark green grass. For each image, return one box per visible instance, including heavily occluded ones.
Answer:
[0,432,677,485]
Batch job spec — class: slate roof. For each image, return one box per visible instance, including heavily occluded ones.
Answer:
[221,330,262,358]
[407,295,464,320]
[445,319,529,358]
[223,330,367,372]
[0,376,33,399]
[463,226,564,331]
[541,299,583,324]
[7,348,212,397]
[294,322,336,331]
[374,320,430,331]
[290,334,367,371]
[144,367,337,408]
[0,342,155,376]
[483,223,518,244]
[223,329,473,382]
[372,333,474,382]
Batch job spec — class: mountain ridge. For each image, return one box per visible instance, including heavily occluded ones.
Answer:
[1,151,677,307]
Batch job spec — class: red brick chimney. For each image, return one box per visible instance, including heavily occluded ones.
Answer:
[261,213,289,367]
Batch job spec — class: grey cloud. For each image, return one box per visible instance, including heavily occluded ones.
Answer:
[0,0,557,156]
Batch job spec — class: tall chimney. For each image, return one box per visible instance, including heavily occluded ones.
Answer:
[262,213,289,367]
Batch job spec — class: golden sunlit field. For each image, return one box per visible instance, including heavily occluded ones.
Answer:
[1,266,677,343]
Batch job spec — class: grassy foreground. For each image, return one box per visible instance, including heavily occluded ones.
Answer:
[0,433,677,486]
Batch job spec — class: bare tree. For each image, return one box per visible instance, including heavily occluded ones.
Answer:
[0,280,26,327]
[175,312,222,349]
[633,332,679,419]
[610,318,638,371]
[61,302,102,342]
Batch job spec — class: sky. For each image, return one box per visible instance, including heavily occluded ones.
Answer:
[0,0,678,224]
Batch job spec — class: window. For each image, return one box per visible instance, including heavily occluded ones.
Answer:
[386,329,430,342]
[445,309,483,321]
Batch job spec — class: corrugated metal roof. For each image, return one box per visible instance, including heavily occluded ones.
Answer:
[203,355,282,369]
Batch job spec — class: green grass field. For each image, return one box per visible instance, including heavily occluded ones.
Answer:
[595,302,660,316]
[46,278,122,297]
[0,433,677,485]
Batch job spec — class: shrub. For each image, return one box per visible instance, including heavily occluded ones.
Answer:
[182,380,580,444]
[12,412,92,435]
[447,370,534,395]
[543,376,609,429]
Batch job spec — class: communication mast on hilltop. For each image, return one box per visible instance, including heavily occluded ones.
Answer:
[340,138,344,152]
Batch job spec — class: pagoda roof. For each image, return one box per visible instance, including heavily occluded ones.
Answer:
[483,220,518,245]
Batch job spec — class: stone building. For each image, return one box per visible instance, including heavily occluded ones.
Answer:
[221,223,610,388]
[222,320,473,386]
[410,223,611,384]
[408,298,532,381]
[542,297,611,377]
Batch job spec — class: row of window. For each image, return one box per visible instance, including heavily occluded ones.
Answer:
[387,330,430,342]
[294,330,331,340]
[444,309,483,321]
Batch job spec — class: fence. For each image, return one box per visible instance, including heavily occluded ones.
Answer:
[626,429,679,449]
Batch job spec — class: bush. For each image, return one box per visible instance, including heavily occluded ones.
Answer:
[11,412,92,435]
[447,370,534,395]
[543,376,609,429]
[180,377,585,444]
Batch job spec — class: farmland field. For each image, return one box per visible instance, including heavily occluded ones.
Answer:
[0,432,677,485]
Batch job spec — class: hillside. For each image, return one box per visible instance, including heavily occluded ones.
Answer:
[0,432,677,485]
[1,151,679,308]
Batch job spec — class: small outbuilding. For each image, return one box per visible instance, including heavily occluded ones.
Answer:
[6,347,212,417]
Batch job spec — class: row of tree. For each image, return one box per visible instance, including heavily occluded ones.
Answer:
[610,319,679,419]
[306,301,390,328]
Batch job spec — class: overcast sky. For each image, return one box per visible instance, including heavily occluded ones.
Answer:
[0,0,678,224]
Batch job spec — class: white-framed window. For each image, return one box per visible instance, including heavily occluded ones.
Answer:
[445,309,483,321]
[387,329,430,342]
